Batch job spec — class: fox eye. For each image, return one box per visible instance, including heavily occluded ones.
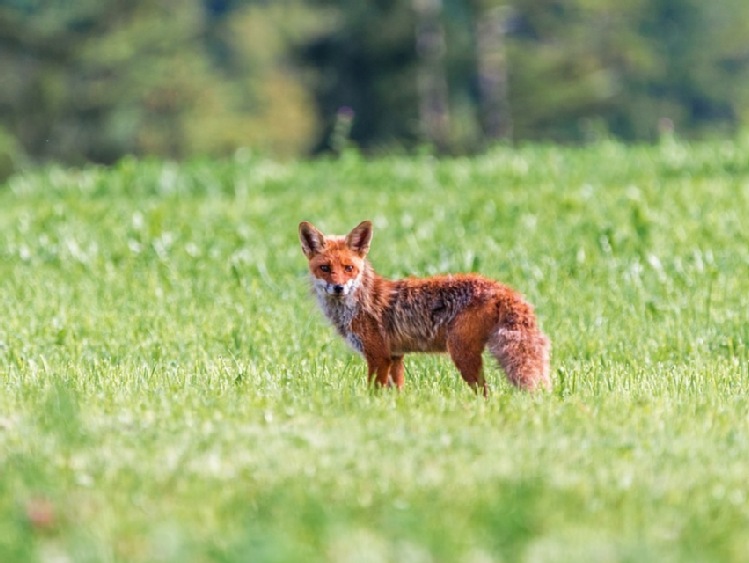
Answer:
[344,265,354,273]
[320,265,331,273]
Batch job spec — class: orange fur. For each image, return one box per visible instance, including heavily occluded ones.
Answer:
[299,220,551,394]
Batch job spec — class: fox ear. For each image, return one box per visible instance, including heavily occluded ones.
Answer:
[345,220,373,257]
[299,221,325,258]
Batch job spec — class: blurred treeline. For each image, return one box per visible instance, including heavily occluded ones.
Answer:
[1,0,749,174]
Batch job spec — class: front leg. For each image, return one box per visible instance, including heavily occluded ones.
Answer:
[354,316,394,388]
[366,355,393,387]
[389,355,405,389]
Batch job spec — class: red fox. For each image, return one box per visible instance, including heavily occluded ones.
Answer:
[299,220,551,394]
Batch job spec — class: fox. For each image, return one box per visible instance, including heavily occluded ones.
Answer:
[299,220,551,395]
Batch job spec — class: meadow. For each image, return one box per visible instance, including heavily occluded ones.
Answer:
[1,141,748,562]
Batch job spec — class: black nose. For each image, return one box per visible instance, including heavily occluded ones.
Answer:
[333,284,344,294]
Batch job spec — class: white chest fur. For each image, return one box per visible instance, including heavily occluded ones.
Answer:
[314,287,364,355]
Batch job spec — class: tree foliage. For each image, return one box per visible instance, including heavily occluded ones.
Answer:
[299,0,749,149]
[0,0,317,168]
[1,0,748,167]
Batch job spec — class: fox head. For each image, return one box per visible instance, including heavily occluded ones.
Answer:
[299,220,373,297]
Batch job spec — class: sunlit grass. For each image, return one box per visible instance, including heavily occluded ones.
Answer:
[1,141,749,561]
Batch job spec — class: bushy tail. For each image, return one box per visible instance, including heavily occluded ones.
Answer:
[488,320,551,391]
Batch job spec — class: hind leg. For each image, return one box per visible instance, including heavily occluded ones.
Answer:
[447,316,490,396]
[449,348,487,396]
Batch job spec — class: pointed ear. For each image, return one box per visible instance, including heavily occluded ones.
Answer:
[299,221,325,258]
[345,221,373,257]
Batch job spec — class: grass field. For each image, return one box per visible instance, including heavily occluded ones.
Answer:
[1,141,749,562]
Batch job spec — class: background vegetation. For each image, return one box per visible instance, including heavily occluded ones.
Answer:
[2,0,749,176]
[1,141,749,561]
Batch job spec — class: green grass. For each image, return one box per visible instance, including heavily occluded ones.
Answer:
[1,141,749,562]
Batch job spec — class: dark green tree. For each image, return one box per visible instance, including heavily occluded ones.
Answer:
[298,0,749,148]
[0,0,317,164]
[297,0,420,152]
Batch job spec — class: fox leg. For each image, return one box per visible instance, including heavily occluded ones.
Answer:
[366,355,394,387]
[356,319,396,388]
[389,355,405,389]
[446,314,490,396]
